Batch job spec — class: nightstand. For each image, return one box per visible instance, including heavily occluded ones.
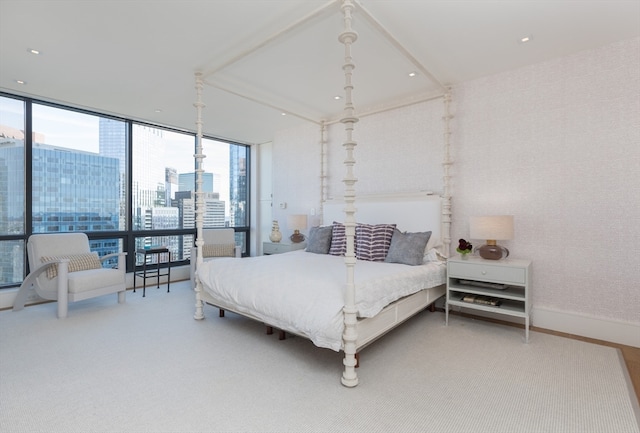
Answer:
[445,256,532,342]
[263,241,306,255]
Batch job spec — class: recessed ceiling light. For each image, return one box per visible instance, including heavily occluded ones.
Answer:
[408,71,417,77]
[519,35,533,44]
[281,112,287,116]
[154,109,162,113]
[15,80,26,85]
[28,48,40,55]
[334,95,342,100]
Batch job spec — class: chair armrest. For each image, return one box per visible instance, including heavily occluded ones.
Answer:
[12,260,65,311]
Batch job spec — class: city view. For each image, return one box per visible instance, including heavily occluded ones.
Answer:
[0,96,248,287]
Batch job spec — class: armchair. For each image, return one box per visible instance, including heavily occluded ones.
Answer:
[13,233,127,318]
[190,228,241,288]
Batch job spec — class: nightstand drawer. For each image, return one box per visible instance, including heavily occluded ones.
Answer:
[264,243,287,254]
[448,262,525,285]
[263,242,306,255]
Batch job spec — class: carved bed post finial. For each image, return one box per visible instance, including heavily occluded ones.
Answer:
[194,71,207,320]
[442,87,453,258]
[339,0,359,388]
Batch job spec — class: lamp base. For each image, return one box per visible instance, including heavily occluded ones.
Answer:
[476,244,509,260]
[290,231,306,243]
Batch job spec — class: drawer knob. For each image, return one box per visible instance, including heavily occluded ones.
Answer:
[481,270,487,275]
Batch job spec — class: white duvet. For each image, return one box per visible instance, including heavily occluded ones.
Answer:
[196,250,446,351]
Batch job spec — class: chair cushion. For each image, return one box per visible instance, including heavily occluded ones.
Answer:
[41,253,102,279]
[202,229,235,244]
[67,268,124,293]
[202,243,236,258]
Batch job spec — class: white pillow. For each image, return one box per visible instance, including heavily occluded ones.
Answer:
[423,247,447,263]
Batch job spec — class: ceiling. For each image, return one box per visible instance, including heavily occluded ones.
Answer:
[1,0,638,145]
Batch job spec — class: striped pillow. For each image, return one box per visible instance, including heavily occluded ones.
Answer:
[202,243,236,258]
[328,222,346,256]
[41,252,102,279]
[355,223,396,261]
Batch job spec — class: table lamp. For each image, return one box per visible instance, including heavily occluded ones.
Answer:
[287,214,308,243]
[469,215,514,260]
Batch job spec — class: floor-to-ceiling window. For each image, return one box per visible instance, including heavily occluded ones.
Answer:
[0,93,250,289]
[131,125,196,265]
[204,137,249,254]
[0,96,25,286]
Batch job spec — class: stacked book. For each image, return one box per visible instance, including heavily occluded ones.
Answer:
[460,294,502,306]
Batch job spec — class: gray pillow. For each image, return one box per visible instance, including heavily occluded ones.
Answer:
[385,229,432,266]
[305,225,333,254]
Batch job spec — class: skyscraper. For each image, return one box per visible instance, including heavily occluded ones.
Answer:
[0,139,120,260]
[229,146,248,227]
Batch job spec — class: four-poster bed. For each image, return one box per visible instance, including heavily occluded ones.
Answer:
[192,0,453,387]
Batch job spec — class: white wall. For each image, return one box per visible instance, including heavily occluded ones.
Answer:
[270,37,640,346]
[452,37,639,332]
[270,122,324,239]
[271,100,447,232]
[254,142,273,256]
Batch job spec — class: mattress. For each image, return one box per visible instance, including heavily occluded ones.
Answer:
[196,250,446,351]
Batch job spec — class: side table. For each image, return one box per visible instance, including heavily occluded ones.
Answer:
[263,241,306,255]
[445,256,532,342]
[134,247,171,297]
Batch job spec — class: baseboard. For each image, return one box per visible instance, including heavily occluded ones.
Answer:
[449,303,640,348]
[532,307,640,348]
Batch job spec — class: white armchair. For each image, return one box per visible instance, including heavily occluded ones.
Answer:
[190,228,241,288]
[13,233,127,318]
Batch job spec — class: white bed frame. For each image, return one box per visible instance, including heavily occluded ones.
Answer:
[192,0,453,387]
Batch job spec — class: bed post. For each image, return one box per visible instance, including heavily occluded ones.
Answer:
[319,121,327,225]
[339,0,359,388]
[194,71,206,320]
[442,88,453,257]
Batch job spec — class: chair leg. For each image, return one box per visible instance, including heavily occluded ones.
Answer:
[57,261,69,319]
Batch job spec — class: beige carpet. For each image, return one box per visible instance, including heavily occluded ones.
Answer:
[1,281,638,433]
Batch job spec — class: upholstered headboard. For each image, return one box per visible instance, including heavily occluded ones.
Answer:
[322,192,444,251]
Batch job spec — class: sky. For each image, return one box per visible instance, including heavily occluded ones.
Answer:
[0,96,231,203]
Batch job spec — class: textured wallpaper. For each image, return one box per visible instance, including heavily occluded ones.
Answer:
[272,37,640,324]
[452,37,639,323]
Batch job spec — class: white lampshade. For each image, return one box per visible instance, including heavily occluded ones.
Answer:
[469,215,514,241]
[468,215,514,260]
[287,214,308,231]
